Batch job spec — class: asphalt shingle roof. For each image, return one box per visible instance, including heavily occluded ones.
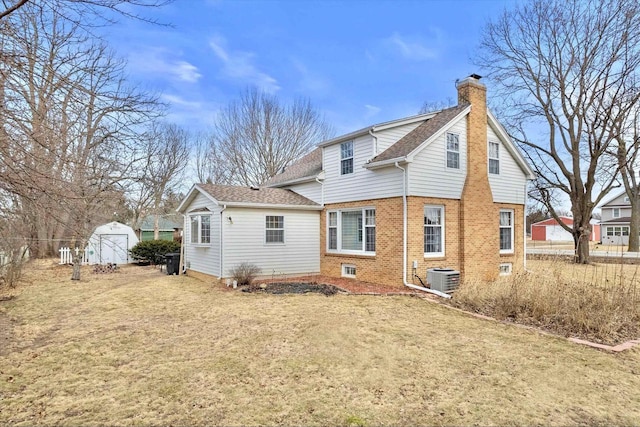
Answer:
[262,148,323,187]
[600,217,632,224]
[198,183,320,207]
[371,104,469,163]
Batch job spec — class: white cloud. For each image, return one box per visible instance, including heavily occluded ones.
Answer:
[128,49,202,83]
[291,58,330,95]
[364,104,381,117]
[385,31,441,61]
[209,34,280,94]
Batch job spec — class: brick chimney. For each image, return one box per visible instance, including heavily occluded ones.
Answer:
[457,74,500,281]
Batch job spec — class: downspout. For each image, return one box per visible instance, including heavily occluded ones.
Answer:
[220,204,226,279]
[369,129,378,156]
[523,183,528,272]
[394,162,452,299]
[316,177,324,206]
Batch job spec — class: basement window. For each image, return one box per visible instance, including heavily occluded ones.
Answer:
[499,263,512,276]
[342,264,356,278]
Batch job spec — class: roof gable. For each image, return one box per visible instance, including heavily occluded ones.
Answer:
[369,105,470,164]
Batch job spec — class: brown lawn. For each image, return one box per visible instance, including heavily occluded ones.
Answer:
[0,259,639,426]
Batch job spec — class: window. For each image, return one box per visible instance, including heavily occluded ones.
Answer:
[446,133,460,169]
[613,208,620,218]
[265,215,284,243]
[327,208,376,254]
[424,206,444,256]
[625,196,630,203]
[499,263,513,276]
[190,214,211,244]
[342,264,356,278]
[341,141,354,175]
[488,141,500,174]
[499,210,514,253]
[328,212,338,250]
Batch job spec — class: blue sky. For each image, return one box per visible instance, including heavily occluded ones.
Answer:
[104,0,516,135]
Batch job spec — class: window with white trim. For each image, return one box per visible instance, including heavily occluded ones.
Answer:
[499,263,512,276]
[499,210,514,253]
[190,214,211,244]
[488,141,500,174]
[446,133,460,169]
[342,264,356,278]
[424,205,444,257]
[607,226,629,237]
[328,212,338,250]
[624,196,630,203]
[613,208,620,218]
[327,208,376,254]
[265,215,284,244]
[341,141,354,175]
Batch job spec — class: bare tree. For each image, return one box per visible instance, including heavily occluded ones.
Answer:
[192,131,232,185]
[209,88,334,187]
[0,0,170,23]
[0,4,161,279]
[135,122,189,239]
[611,103,640,251]
[418,97,456,114]
[477,0,640,263]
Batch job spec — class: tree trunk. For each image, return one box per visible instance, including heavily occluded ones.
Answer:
[574,220,591,264]
[71,259,81,280]
[154,213,159,240]
[629,200,640,252]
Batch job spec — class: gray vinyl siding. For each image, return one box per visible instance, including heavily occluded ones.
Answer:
[601,206,632,222]
[375,122,423,155]
[407,116,467,199]
[222,208,320,277]
[323,134,404,204]
[284,181,322,204]
[183,192,221,277]
[602,192,631,208]
[487,125,528,204]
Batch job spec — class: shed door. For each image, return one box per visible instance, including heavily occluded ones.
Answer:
[100,234,128,264]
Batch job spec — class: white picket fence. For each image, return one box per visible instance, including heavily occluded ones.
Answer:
[59,247,89,265]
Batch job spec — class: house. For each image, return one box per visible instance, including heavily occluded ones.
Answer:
[531,216,600,242]
[599,190,636,245]
[176,185,321,281]
[86,221,139,265]
[177,75,535,289]
[135,215,182,242]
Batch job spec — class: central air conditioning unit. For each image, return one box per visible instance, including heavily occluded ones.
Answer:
[427,268,460,293]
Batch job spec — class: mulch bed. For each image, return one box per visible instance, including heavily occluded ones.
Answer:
[242,282,343,296]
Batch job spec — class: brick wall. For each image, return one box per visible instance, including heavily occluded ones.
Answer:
[457,77,501,281]
[320,197,404,286]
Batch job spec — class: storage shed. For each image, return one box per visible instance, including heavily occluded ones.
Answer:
[86,221,139,265]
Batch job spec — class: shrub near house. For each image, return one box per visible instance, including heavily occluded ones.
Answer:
[130,240,181,265]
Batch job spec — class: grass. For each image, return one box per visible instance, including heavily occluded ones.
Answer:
[453,258,640,345]
[0,259,639,425]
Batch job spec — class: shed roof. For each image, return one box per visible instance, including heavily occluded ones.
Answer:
[137,216,182,231]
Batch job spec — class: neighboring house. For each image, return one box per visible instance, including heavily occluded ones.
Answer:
[600,190,635,245]
[86,221,139,265]
[178,75,535,288]
[135,215,183,242]
[531,216,600,242]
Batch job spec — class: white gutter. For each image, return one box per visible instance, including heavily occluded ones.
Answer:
[523,183,527,272]
[220,204,226,278]
[315,177,324,206]
[364,157,408,169]
[394,162,451,299]
[369,129,378,156]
